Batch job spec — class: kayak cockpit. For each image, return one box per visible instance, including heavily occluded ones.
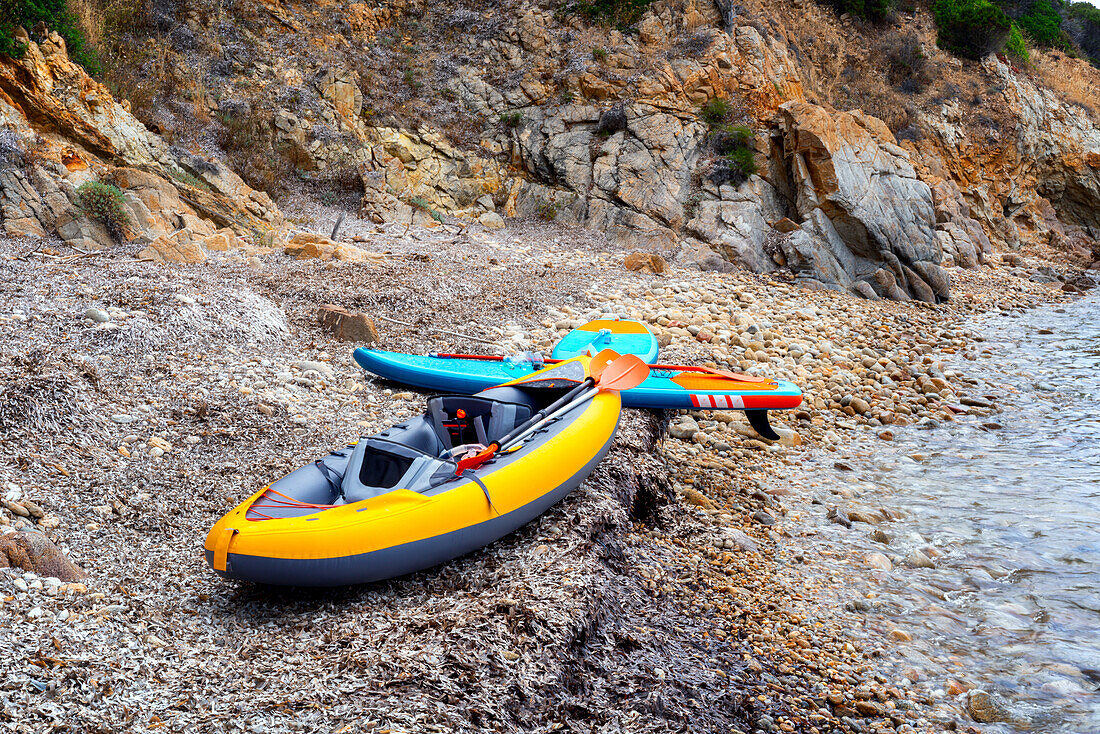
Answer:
[244,387,541,521]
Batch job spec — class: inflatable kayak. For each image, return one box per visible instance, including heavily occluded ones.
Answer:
[353,349,802,439]
[553,318,658,363]
[205,357,622,586]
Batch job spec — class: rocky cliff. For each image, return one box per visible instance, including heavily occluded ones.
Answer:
[2,0,1098,297]
[0,27,283,262]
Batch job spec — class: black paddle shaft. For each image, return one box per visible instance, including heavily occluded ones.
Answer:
[491,377,594,449]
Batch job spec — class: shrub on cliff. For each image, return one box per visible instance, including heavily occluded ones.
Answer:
[1013,0,1067,47]
[708,124,757,188]
[1005,23,1031,61]
[0,0,97,71]
[933,0,1013,58]
[827,0,895,21]
[567,0,654,26]
[76,181,130,238]
[1064,2,1100,63]
[881,33,932,93]
[700,98,730,125]
[535,199,561,221]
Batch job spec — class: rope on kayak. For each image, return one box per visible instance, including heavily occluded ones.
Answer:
[431,457,500,517]
[246,457,349,521]
[246,488,341,520]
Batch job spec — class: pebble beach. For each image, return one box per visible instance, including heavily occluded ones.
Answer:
[0,217,1090,733]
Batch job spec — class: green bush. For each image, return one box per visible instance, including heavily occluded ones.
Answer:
[166,168,212,193]
[535,199,561,221]
[722,125,757,176]
[408,196,444,223]
[76,181,130,238]
[1005,22,1031,60]
[0,0,98,72]
[499,111,523,128]
[932,0,1013,58]
[1067,1,1100,64]
[592,46,608,61]
[828,0,895,21]
[728,146,758,177]
[1071,0,1100,24]
[700,98,730,125]
[570,0,655,26]
[712,124,753,152]
[708,124,757,187]
[1014,0,1065,46]
[403,66,423,90]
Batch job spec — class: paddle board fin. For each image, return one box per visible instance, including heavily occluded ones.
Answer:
[745,409,781,442]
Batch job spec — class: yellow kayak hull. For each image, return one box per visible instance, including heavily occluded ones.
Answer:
[204,384,619,586]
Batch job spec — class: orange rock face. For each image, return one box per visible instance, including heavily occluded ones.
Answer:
[624,252,669,274]
[284,232,380,263]
[139,234,208,264]
[0,29,284,254]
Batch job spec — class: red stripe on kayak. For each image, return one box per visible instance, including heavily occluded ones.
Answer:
[742,394,803,410]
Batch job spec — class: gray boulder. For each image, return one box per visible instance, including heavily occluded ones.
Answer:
[770,102,949,301]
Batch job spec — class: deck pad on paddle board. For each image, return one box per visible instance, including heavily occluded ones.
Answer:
[551,319,659,364]
[353,349,802,411]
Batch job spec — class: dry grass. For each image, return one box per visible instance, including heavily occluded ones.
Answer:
[1032,50,1100,124]
[69,0,150,58]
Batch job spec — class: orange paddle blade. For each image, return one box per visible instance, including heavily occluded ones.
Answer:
[595,353,650,392]
[589,349,621,380]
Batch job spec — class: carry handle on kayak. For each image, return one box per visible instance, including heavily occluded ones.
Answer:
[454,352,649,475]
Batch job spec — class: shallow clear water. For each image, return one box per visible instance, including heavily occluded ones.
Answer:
[801,292,1100,730]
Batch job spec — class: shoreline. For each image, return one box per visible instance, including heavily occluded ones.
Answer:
[764,289,1100,733]
[0,222,1090,733]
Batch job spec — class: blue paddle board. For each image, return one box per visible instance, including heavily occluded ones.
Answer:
[352,349,802,411]
[552,318,659,364]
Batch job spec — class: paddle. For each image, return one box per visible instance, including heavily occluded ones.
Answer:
[428,352,771,383]
[454,353,650,475]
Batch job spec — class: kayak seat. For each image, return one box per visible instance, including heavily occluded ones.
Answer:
[339,395,535,504]
[426,395,533,450]
[341,436,447,504]
[374,416,444,456]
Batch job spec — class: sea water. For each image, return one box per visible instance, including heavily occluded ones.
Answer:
[797,291,1100,731]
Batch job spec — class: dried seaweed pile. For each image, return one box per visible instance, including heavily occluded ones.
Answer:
[0,351,98,442]
[0,236,763,733]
